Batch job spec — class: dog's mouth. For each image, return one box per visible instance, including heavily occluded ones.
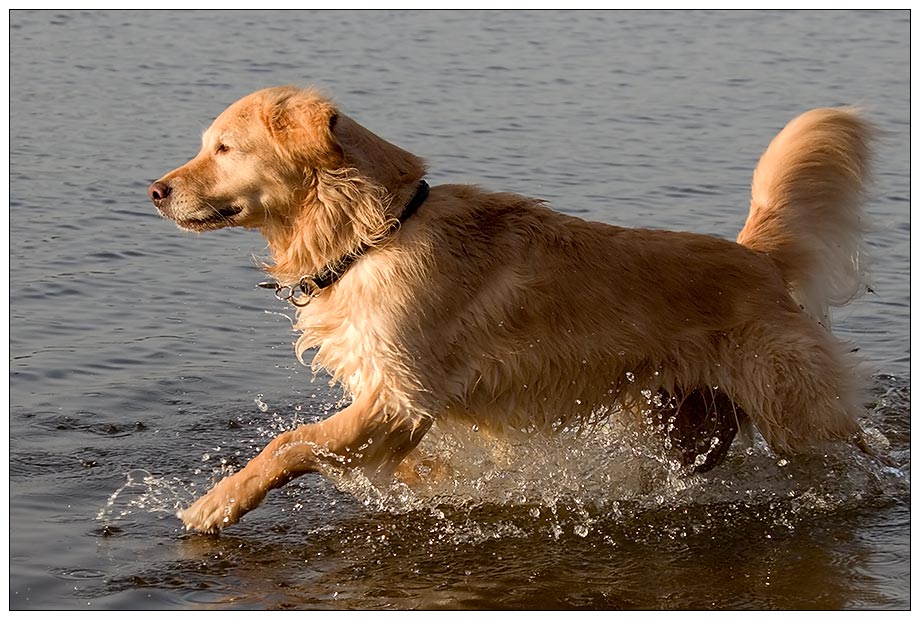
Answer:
[174,205,244,232]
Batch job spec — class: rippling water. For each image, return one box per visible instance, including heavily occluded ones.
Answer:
[10,10,910,610]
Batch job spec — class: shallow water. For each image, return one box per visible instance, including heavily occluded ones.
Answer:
[9,10,910,610]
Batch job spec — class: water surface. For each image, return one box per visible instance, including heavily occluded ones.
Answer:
[9,10,910,610]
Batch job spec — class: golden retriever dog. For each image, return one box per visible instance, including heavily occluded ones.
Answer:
[148,86,874,533]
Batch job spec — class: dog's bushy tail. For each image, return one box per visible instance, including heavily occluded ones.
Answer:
[737,108,873,327]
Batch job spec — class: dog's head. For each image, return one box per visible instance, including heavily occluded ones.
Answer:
[148,86,427,281]
[147,86,347,233]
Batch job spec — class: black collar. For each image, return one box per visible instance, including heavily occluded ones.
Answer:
[260,180,430,306]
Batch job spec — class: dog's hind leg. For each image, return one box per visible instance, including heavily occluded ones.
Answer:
[653,388,748,473]
[723,315,867,460]
[178,395,432,533]
[393,449,454,486]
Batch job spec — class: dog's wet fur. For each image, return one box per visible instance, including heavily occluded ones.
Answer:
[149,87,874,533]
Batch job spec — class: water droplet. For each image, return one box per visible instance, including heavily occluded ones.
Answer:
[126,469,151,485]
[574,524,589,538]
[625,372,635,382]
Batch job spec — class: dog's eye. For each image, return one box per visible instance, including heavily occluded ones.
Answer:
[216,143,230,154]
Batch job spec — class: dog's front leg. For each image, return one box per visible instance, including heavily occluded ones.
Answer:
[178,397,431,533]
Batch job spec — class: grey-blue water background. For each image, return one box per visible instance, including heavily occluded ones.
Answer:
[9,10,910,610]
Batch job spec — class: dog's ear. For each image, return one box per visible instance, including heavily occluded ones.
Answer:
[264,89,344,169]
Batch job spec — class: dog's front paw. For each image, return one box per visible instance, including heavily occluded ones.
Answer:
[178,473,267,534]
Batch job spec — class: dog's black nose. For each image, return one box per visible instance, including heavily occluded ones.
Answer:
[148,180,171,204]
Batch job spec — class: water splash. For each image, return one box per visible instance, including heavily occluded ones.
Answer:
[253,394,269,413]
[96,469,198,525]
[320,405,908,542]
[98,378,909,545]
[95,395,322,530]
